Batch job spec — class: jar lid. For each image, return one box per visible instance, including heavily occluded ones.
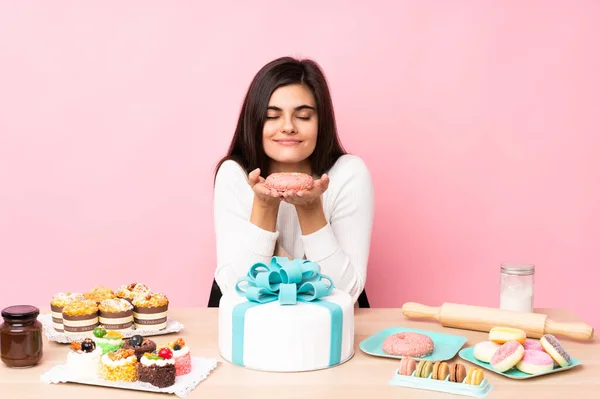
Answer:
[1,305,40,320]
[501,263,535,275]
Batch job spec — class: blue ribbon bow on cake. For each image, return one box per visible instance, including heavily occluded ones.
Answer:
[231,256,343,367]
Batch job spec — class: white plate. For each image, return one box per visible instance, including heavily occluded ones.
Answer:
[39,313,184,343]
[41,356,219,398]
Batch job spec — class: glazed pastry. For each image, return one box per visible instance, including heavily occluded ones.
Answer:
[465,367,485,385]
[516,350,554,374]
[382,332,434,358]
[432,361,450,380]
[523,339,544,352]
[99,348,138,382]
[264,172,314,194]
[473,341,501,363]
[488,327,527,345]
[398,357,416,376]
[490,341,525,372]
[449,363,467,383]
[540,334,571,367]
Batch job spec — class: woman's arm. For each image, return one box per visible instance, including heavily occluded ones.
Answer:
[299,156,375,303]
[213,160,280,293]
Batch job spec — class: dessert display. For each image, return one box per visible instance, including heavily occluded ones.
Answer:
[100,348,138,382]
[133,293,169,330]
[66,339,102,379]
[98,298,134,332]
[122,334,157,360]
[93,327,124,354]
[85,286,116,304]
[62,300,99,336]
[382,332,434,358]
[50,293,85,332]
[138,348,176,388]
[115,283,152,304]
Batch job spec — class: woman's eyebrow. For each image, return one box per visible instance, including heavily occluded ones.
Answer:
[267,105,316,111]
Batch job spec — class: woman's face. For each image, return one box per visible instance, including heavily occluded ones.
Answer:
[262,84,318,172]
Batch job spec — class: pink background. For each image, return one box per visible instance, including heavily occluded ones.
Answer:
[1,2,599,329]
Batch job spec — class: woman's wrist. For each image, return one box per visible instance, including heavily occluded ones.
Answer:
[295,198,327,235]
[250,196,279,232]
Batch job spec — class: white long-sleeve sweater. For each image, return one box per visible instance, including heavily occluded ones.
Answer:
[213,154,375,303]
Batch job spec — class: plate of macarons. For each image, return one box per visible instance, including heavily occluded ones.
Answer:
[459,327,582,379]
[360,326,468,362]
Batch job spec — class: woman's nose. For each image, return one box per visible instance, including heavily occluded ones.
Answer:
[281,116,296,134]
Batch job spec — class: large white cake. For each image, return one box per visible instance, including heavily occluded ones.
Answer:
[218,287,354,372]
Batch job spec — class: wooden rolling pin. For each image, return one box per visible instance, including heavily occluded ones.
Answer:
[401,302,594,341]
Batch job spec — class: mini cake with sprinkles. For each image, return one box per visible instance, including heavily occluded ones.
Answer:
[100,348,138,382]
[159,337,192,376]
[133,293,169,330]
[62,300,99,337]
[50,292,85,332]
[122,334,157,360]
[98,298,134,332]
[84,286,116,304]
[115,283,152,304]
[138,347,176,388]
[93,326,124,354]
[66,338,102,380]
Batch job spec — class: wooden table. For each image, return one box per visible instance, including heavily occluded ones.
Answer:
[1,308,598,398]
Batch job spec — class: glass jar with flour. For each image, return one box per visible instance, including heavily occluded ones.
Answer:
[499,263,535,313]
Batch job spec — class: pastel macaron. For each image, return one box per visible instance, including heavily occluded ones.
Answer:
[382,332,435,358]
[264,172,314,194]
[465,367,485,385]
[432,361,450,380]
[473,341,501,363]
[540,334,571,367]
[415,360,434,378]
[490,341,525,372]
[516,349,554,374]
[449,363,467,383]
[398,357,417,376]
[489,326,527,345]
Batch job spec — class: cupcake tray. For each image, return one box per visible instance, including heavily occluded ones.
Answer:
[39,313,184,343]
[388,368,493,398]
[41,356,219,398]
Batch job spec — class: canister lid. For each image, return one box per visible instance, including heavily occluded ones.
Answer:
[501,263,535,275]
[1,305,40,320]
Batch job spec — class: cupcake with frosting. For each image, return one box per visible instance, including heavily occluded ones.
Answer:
[66,338,102,379]
[99,348,138,382]
[98,298,134,332]
[84,286,116,304]
[115,283,151,304]
[50,292,85,332]
[133,293,169,330]
[62,300,99,337]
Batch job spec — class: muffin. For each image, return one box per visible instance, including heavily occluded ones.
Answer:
[100,348,138,382]
[122,334,157,360]
[62,300,99,337]
[138,348,176,388]
[159,337,192,376]
[93,326,124,355]
[115,283,151,304]
[133,293,169,330]
[98,298,134,332]
[84,286,116,304]
[50,292,85,332]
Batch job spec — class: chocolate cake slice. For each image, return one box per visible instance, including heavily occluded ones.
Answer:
[122,335,157,360]
[138,351,176,388]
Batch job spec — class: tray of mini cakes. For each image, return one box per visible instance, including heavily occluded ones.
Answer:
[40,331,219,397]
[41,283,184,343]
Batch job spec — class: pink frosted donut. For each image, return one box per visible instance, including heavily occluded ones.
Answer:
[264,172,314,193]
[523,339,544,352]
[516,350,554,374]
[490,341,524,372]
[382,332,434,358]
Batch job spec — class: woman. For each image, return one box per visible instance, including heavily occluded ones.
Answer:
[212,56,374,305]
